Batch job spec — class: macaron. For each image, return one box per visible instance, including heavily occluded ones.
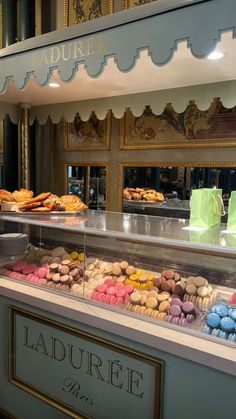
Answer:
[207,313,221,328]
[220,317,235,333]
[169,305,181,317]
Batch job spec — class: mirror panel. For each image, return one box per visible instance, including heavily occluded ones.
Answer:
[120,163,236,218]
[65,163,109,210]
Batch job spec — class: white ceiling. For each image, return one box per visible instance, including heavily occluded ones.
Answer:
[1,31,236,107]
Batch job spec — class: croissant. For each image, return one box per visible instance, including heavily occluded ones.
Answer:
[0,189,15,202]
[12,188,33,202]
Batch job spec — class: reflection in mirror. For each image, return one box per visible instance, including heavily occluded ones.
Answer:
[66,164,107,210]
[122,165,236,218]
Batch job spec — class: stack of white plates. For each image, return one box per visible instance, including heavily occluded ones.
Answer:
[0,233,28,265]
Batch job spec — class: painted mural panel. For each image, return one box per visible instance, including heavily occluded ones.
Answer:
[120,100,236,149]
[65,0,113,25]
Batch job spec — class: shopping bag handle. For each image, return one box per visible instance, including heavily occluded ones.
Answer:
[212,194,225,216]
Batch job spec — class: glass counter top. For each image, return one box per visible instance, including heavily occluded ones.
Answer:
[0,210,235,257]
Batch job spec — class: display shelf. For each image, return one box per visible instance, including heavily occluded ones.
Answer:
[0,276,235,377]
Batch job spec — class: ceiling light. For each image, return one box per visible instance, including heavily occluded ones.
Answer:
[207,50,224,60]
[49,82,60,88]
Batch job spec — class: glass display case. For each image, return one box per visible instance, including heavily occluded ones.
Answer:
[1,211,236,347]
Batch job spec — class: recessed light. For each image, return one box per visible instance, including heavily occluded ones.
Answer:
[207,50,224,60]
[48,82,60,88]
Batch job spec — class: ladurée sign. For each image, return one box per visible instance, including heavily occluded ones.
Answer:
[10,307,163,419]
[32,35,106,67]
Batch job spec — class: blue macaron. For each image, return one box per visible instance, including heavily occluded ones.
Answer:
[219,330,228,339]
[220,317,235,333]
[214,304,229,318]
[207,313,221,328]
[229,309,236,321]
[202,325,212,334]
[228,333,236,342]
[211,328,220,337]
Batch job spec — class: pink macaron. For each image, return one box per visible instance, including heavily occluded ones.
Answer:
[115,283,125,290]
[104,277,115,287]
[98,293,106,303]
[107,286,116,295]
[109,295,116,305]
[22,264,37,275]
[38,267,47,278]
[116,288,126,298]
[114,297,124,306]
[104,294,111,304]
[12,260,28,273]
[125,285,134,294]
[97,284,108,293]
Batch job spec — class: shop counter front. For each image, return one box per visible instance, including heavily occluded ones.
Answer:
[0,211,236,419]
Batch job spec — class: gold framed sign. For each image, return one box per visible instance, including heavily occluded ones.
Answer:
[123,0,155,9]
[64,111,111,151]
[64,0,113,26]
[120,102,236,150]
[9,306,164,419]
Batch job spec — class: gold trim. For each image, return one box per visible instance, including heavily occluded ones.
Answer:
[9,306,164,419]
[64,1,113,27]
[21,107,30,190]
[122,0,130,9]
[64,162,110,210]
[63,0,68,28]
[117,161,236,212]
[120,111,236,150]
[64,110,112,152]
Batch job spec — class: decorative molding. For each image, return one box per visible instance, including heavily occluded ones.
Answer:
[117,161,236,211]
[0,0,235,92]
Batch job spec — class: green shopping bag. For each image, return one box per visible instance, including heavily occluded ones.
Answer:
[189,188,224,228]
[189,224,220,245]
[227,191,236,230]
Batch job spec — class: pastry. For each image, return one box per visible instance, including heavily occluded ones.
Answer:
[0,189,15,202]
[12,189,33,202]
[20,201,42,211]
[24,192,51,204]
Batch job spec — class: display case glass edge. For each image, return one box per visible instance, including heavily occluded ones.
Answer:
[64,162,110,210]
[118,161,236,212]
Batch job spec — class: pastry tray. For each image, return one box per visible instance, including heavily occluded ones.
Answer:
[1,210,87,216]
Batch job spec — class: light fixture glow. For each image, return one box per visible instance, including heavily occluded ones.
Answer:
[207,50,224,60]
[48,82,60,88]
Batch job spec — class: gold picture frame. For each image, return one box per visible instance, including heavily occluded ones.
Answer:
[64,110,112,152]
[64,162,110,210]
[120,102,236,150]
[118,161,236,211]
[64,0,113,27]
[123,0,154,9]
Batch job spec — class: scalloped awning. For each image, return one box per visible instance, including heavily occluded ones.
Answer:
[30,80,236,124]
[0,0,235,123]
